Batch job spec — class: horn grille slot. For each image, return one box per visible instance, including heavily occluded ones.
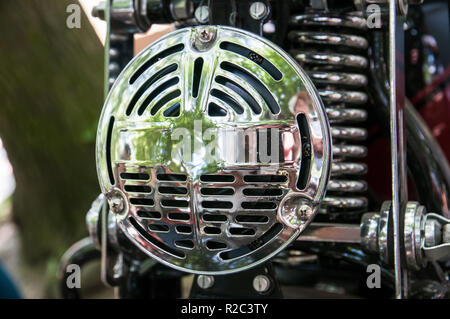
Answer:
[210,89,244,115]
[124,185,152,193]
[126,64,178,115]
[219,41,283,81]
[137,78,180,115]
[201,188,235,196]
[129,44,184,84]
[192,57,204,98]
[120,172,150,181]
[137,210,161,219]
[215,76,262,114]
[220,62,280,114]
[200,175,235,183]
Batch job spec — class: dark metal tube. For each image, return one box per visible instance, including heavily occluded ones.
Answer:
[369,31,450,218]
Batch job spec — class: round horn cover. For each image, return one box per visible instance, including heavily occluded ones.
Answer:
[96,26,331,274]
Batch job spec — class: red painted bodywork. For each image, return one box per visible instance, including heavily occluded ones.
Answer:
[365,66,450,204]
[414,67,450,160]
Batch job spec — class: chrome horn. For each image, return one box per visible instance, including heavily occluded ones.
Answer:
[95,26,332,274]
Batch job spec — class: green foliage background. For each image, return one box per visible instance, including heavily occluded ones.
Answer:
[0,0,104,262]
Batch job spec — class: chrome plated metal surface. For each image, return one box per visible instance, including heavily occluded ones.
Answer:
[249,2,268,20]
[424,219,442,247]
[170,0,194,20]
[388,0,408,298]
[297,223,361,243]
[86,194,106,249]
[361,201,450,272]
[422,213,450,262]
[444,224,450,244]
[253,274,271,293]
[194,5,209,24]
[360,213,380,253]
[289,12,369,212]
[197,275,214,289]
[403,202,426,270]
[110,0,140,33]
[109,0,151,32]
[96,26,331,274]
[290,13,367,29]
[360,202,393,264]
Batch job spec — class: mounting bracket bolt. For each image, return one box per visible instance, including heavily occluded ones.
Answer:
[197,275,214,289]
[253,275,271,293]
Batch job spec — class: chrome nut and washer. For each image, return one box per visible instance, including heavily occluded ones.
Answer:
[362,201,446,270]
[106,189,128,218]
[360,201,391,264]
[377,201,391,263]
[361,201,427,269]
[403,202,427,270]
[360,212,380,254]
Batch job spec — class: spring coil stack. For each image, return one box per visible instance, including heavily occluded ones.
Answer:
[288,9,369,214]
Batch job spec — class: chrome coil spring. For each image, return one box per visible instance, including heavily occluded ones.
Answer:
[288,12,369,213]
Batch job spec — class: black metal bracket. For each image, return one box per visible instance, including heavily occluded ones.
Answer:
[189,263,282,298]
[208,0,270,36]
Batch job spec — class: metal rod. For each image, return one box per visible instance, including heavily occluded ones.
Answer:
[389,0,408,299]
[297,223,361,243]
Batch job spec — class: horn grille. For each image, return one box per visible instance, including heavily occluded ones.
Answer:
[96,26,331,274]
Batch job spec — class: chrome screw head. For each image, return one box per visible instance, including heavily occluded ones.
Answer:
[197,275,214,289]
[195,5,209,24]
[109,194,125,214]
[198,29,214,42]
[279,197,315,229]
[193,27,217,51]
[253,275,271,293]
[249,2,268,20]
[297,204,313,220]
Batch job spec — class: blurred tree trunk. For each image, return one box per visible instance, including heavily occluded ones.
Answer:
[0,0,104,262]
